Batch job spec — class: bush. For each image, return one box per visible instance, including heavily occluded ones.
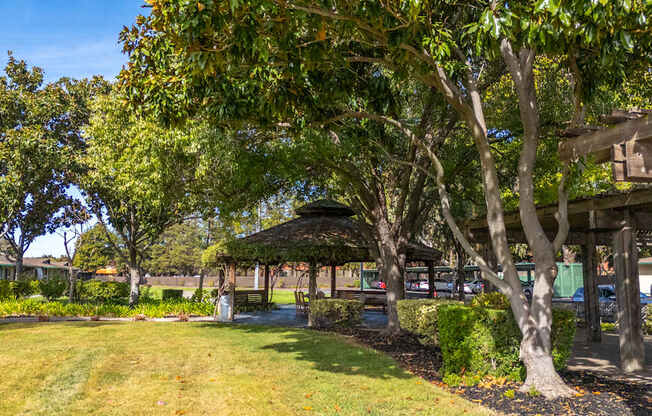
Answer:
[0,280,11,300]
[0,298,214,318]
[38,278,68,300]
[76,280,129,302]
[309,299,363,328]
[438,305,576,382]
[397,299,462,346]
[8,279,38,298]
[470,292,510,309]
[161,289,184,301]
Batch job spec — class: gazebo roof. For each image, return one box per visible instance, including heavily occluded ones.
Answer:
[222,199,441,264]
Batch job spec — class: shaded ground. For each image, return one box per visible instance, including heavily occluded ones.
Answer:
[329,327,652,416]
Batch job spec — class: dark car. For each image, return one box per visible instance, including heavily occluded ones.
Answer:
[571,285,651,305]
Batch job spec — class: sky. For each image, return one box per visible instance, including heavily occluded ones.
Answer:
[0,0,146,257]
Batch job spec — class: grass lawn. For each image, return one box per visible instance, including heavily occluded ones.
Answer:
[0,322,490,416]
[145,286,298,304]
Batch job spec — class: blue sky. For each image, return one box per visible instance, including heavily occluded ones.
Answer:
[0,0,146,256]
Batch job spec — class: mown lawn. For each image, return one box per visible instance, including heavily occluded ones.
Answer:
[0,322,491,416]
[145,286,298,304]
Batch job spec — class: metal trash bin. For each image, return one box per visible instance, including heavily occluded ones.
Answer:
[218,295,232,321]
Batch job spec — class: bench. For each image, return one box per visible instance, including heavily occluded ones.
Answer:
[338,290,387,314]
[234,290,266,307]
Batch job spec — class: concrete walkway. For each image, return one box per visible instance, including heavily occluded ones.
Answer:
[567,328,652,383]
[230,304,388,328]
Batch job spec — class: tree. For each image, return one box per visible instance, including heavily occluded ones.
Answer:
[0,53,108,279]
[118,1,650,396]
[73,223,120,273]
[144,221,203,276]
[80,93,201,306]
[58,202,91,301]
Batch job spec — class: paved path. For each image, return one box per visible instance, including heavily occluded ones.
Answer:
[229,304,388,328]
[567,328,652,383]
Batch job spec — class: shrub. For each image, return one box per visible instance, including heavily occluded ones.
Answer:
[397,299,462,346]
[309,299,363,328]
[0,280,11,300]
[76,280,129,302]
[0,298,214,318]
[437,305,576,382]
[8,279,38,298]
[470,292,510,309]
[38,278,68,300]
[161,289,184,301]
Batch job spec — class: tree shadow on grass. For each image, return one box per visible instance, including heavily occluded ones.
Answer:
[195,322,412,381]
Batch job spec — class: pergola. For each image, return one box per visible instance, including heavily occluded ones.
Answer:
[218,199,441,326]
[467,111,651,373]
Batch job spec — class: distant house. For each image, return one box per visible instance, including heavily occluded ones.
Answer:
[0,255,73,280]
[637,257,652,295]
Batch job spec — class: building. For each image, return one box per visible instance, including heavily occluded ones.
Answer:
[0,255,72,280]
[637,257,652,295]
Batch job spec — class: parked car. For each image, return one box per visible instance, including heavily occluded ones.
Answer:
[521,280,534,300]
[571,285,651,305]
[446,281,474,294]
[572,285,650,323]
[467,280,484,294]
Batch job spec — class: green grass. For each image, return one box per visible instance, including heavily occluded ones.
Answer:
[144,285,298,304]
[0,322,491,415]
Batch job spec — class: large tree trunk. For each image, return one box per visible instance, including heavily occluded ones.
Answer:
[379,242,406,335]
[128,248,140,307]
[14,252,23,280]
[68,264,76,302]
[514,258,572,397]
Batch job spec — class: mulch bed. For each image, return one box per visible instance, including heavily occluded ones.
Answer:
[327,327,651,416]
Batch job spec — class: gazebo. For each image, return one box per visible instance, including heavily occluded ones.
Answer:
[218,199,441,325]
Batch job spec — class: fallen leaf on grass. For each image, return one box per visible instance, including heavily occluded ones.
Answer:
[305,393,313,398]
[302,406,312,411]
[334,405,341,412]
[175,411,186,415]
[209,378,216,382]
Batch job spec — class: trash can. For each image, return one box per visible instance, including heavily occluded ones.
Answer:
[218,294,231,321]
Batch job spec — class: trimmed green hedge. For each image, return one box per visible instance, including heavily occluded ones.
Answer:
[0,281,11,300]
[76,280,130,302]
[397,299,462,346]
[310,299,363,328]
[39,278,68,300]
[470,292,510,309]
[0,298,214,318]
[162,289,184,301]
[438,305,576,382]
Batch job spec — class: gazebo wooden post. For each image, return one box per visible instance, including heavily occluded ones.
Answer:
[581,232,601,343]
[427,261,435,298]
[264,264,270,305]
[330,265,337,298]
[227,262,236,321]
[308,262,317,327]
[612,209,644,372]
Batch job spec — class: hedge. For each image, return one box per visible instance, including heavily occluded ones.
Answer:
[0,298,214,318]
[438,305,576,382]
[397,299,462,346]
[76,280,130,302]
[161,289,184,301]
[309,299,363,328]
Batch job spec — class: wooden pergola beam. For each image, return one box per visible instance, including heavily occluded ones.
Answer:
[467,189,652,230]
[559,115,652,162]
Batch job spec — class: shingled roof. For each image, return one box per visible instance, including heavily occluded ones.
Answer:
[223,199,441,264]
